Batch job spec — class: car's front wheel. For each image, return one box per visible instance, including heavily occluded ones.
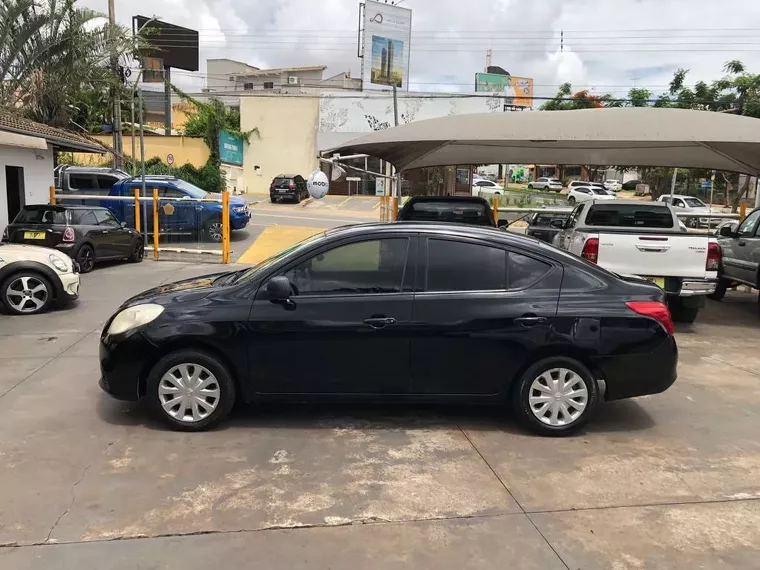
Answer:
[203,219,223,243]
[512,357,599,436]
[1,271,54,315]
[527,184,534,190]
[146,349,236,431]
[568,196,576,205]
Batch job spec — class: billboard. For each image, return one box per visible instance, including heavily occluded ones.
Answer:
[361,1,412,91]
[475,73,534,107]
[219,130,244,166]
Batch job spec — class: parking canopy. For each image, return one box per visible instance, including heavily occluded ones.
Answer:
[325,107,760,175]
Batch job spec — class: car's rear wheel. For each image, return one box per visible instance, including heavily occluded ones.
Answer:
[270,196,277,203]
[294,192,301,204]
[76,244,95,273]
[568,196,576,205]
[1,271,53,315]
[669,298,699,323]
[707,278,729,301]
[512,357,599,436]
[128,238,144,263]
[146,349,236,431]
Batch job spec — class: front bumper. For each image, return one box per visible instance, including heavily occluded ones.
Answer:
[99,330,157,401]
[58,271,80,300]
[231,212,251,230]
[596,336,678,401]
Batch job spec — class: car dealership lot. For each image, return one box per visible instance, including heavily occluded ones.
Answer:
[1,262,760,568]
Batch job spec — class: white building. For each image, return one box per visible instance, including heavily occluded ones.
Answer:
[205,59,362,94]
[0,111,104,230]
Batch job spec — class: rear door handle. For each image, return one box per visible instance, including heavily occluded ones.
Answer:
[363,317,396,329]
[515,316,546,326]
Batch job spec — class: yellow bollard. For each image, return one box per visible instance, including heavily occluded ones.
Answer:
[152,188,159,261]
[49,185,56,205]
[492,196,499,225]
[222,192,230,264]
[740,202,747,222]
[134,187,141,232]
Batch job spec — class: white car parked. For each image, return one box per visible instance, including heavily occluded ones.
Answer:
[0,243,80,315]
[658,194,721,228]
[567,185,617,206]
[471,179,504,196]
[528,177,563,192]
[604,179,622,192]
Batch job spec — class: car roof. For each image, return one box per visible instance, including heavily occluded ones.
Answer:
[275,174,299,178]
[589,199,669,207]
[662,194,699,199]
[403,196,491,205]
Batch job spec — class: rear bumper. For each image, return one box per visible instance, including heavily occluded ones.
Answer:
[677,279,717,297]
[595,336,678,401]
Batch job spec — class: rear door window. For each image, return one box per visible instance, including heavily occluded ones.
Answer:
[95,175,120,190]
[426,239,506,292]
[68,174,96,191]
[585,204,674,228]
[70,209,98,225]
[508,252,552,290]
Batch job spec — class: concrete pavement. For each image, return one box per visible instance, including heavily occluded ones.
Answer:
[1,261,760,569]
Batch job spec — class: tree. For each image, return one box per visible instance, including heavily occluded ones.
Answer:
[0,0,136,128]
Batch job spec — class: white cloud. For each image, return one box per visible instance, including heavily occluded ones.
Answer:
[81,0,760,101]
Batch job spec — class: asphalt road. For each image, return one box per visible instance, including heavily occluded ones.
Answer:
[1,258,760,569]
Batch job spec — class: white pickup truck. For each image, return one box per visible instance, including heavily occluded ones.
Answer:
[551,200,721,323]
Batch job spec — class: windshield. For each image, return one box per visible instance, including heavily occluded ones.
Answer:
[173,179,208,199]
[233,231,327,282]
[684,198,706,208]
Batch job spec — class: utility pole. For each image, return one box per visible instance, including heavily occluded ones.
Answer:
[164,66,172,136]
[108,0,124,169]
[669,168,678,201]
[139,88,148,236]
[392,86,400,217]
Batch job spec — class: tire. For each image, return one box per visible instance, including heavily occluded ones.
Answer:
[203,219,223,243]
[568,196,576,205]
[128,238,144,263]
[512,356,599,437]
[527,184,534,190]
[669,298,699,323]
[75,244,95,273]
[1,271,54,315]
[294,192,301,204]
[270,196,277,203]
[145,349,236,432]
[707,278,728,301]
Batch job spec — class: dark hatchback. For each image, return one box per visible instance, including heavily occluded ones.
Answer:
[270,174,309,203]
[4,205,144,273]
[397,196,496,227]
[99,222,678,436]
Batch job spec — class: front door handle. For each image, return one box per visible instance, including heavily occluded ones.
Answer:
[363,317,396,329]
[515,315,546,327]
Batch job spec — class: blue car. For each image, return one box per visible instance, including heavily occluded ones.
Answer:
[94,176,250,243]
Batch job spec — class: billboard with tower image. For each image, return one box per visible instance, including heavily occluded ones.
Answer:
[361,1,412,90]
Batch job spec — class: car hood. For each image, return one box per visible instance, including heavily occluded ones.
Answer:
[207,193,247,207]
[123,271,232,308]
[0,243,72,264]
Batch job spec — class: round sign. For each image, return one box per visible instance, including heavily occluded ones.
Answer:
[167,153,175,165]
[307,170,330,199]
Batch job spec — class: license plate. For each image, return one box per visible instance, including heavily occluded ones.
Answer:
[23,231,45,240]
[644,277,665,289]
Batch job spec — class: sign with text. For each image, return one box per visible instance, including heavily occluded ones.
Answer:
[361,0,412,91]
[218,130,244,166]
[475,73,534,107]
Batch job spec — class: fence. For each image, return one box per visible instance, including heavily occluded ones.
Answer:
[50,186,231,263]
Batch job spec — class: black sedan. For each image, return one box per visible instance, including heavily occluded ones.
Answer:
[99,222,678,436]
[525,211,571,243]
[4,205,144,273]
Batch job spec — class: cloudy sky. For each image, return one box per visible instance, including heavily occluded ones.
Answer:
[82,0,760,102]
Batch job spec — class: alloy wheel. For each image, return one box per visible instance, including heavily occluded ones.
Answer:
[78,247,94,272]
[158,363,221,423]
[5,276,49,313]
[528,368,588,426]
[206,222,223,242]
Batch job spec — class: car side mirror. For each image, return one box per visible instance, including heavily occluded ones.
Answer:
[719,225,737,237]
[267,276,294,306]
[550,219,566,229]
[120,221,127,228]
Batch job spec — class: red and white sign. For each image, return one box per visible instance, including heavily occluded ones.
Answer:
[167,153,175,165]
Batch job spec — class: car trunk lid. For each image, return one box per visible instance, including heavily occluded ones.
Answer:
[596,233,709,278]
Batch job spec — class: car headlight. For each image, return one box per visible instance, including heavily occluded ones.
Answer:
[107,304,164,335]
[233,206,247,214]
[48,254,69,272]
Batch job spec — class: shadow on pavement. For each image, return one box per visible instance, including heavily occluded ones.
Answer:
[97,394,654,437]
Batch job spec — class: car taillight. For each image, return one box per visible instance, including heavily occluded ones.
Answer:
[706,242,721,271]
[288,183,296,189]
[62,227,75,242]
[626,301,675,336]
[581,237,599,263]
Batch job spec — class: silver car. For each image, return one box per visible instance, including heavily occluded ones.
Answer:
[711,207,760,300]
[528,177,563,192]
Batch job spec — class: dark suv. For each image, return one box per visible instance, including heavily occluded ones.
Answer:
[3,205,144,273]
[397,196,497,227]
[270,174,309,203]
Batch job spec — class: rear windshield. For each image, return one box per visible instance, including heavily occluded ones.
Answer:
[533,213,569,226]
[274,177,293,187]
[13,208,66,225]
[585,204,674,228]
[400,201,492,225]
